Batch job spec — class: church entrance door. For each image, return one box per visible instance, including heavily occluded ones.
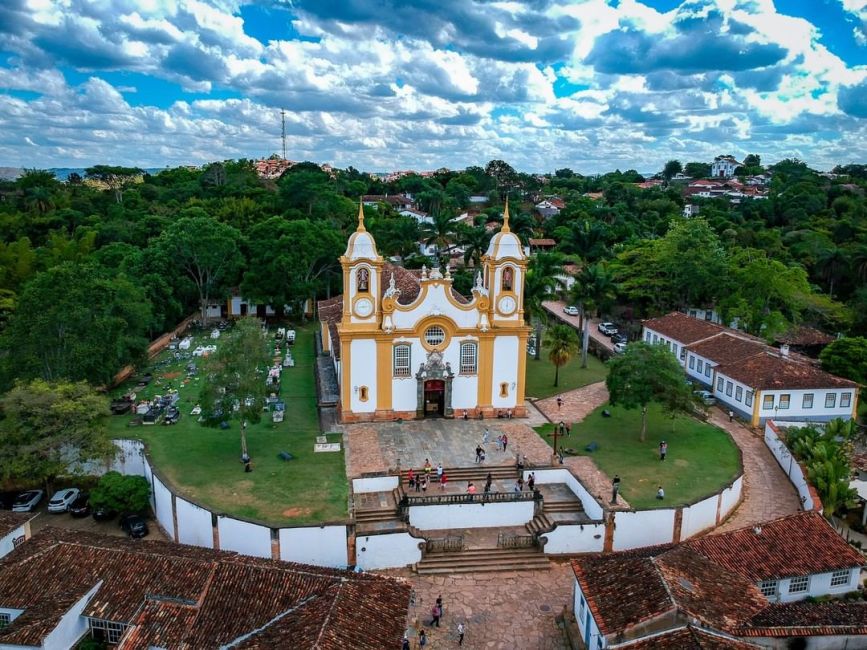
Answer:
[423,380,445,417]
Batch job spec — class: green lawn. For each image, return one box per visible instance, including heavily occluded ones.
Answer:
[524,335,608,399]
[534,403,742,509]
[107,324,348,525]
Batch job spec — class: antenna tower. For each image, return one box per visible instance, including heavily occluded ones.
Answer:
[281,108,287,160]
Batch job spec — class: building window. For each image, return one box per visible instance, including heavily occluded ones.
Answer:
[726,381,733,397]
[653,334,658,344]
[759,579,778,598]
[825,393,837,409]
[802,393,813,409]
[680,347,687,361]
[424,326,446,347]
[830,569,851,588]
[394,345,411,377]
[689,355,695,370]
[745,390,753,407]
[704,364,711,378]
[717,377,724,392]
[779,394,790,410]
[788,576,809,594]
[460,342,478,374]
[645,331,651,343]
[672,343,678,357]
[499,382,509,398]
[841,392,852,408]
[763,394,774,410]
[697,359,704,374]
[89,619,129,645]
[0,613,10,629]
[735,386,743,402]
[359,386,369,402]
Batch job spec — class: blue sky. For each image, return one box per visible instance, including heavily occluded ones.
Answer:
[0,0,866,173]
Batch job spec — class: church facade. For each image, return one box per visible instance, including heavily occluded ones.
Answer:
[319,204,530,423]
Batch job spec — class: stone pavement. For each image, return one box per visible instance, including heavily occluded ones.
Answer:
[535,382,609,425]
[384,562,573,649]
[344,420,554,477]
[708,409,802,534]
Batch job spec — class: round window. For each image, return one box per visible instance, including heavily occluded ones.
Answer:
[424,326,446,347]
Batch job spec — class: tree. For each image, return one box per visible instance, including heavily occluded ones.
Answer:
[524,252,562,361]
[606,342,694,442]
[0,380,113,491]
[684,162,711,179]
[662,160,682,182]
[151,216,243,321]
[85,165,142,203]
[484,159,517,197]
[89,471,151,514]
[787,423,858,517]
[420,212,458,263]
[198,318,271,456]
[546,324,579,387]
[1,264,151,387]
[657,218,729,308]
[819,337,867,386]
[457,224,492,269]
[571,262,616,368]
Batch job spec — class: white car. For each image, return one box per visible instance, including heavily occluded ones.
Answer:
[48,488,80,513]
[563,306,580,316]
[12,490,44,512]
[613,342,627,354]
[598,322,619,336]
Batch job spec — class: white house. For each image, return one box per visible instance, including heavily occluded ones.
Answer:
[398,207,432,224]
[0,513,33,561]
[319,202,529,422]
[535,198,565,218]
[641,312,857,427]
[712,155,742,178]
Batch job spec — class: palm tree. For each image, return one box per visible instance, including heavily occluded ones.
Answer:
[421,212,458,264]
[546,324,580,387]
[457,224,492,268]
[524,252,563,360]
[571,262,617,368]
[815,245,849,298]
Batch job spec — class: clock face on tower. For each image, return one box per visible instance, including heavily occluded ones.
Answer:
[498,295,517,315]
[354,297,374,318]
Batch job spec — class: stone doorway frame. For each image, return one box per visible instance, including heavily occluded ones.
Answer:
[415,350,454,418]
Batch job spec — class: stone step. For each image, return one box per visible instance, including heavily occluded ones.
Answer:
[525,513,554,536]
[401,465,518,485]
[415,547,549,575]
[543,500,584,514]
[354,509,400,523]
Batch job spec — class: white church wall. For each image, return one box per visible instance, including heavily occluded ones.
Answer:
[391,284,479,330]
[349,338,377,412]
[491,336,519,408]
[392,376,417,411]
[543,522,606,554]
[452,375,479,409]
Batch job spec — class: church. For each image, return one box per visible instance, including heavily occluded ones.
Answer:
[319,203,530,422]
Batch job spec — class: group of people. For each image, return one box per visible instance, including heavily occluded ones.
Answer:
[407,459,447,492]
[475,427,509,463]
[610,441,671,504]
[402,595,465,648]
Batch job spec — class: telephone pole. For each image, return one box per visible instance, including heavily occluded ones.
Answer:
[281,108,287,160]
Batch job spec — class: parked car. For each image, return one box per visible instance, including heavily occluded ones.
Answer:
[611,333,628,344]
[120,514,150,538]
[12,490,44,512]
[598,322,619,336]
[693,390,716,406]
[68,492,91,518]
[613,342,628,354]
[164,406,181,425]
[92,506,118,522]
[48,488,80,513]
[563,305,580,316]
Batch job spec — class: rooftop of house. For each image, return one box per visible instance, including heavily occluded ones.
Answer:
[740,602,867,638]
[0,528,410,650]
[774,325,836,348]
[687,511,864,583]
[528,238,556,247]
[0,511,32,539]
[687,333,767,366]
[617,626,761,649]
[643,312,725,344]
[715,351,857,391]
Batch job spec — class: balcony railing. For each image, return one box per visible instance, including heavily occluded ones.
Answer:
[497,532,539,549]
[425,535,464,554]
[401,490,540,508]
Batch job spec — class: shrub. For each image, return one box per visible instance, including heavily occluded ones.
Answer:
[89,471,151,514]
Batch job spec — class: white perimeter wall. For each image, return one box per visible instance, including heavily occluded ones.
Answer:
[349,338,377,412]
[352,476,399,493]
[719,476,743,519]
[356,532,423,570]
[409,500,534,530]
[526,469,604,520]
[544,523,605,554]
[175,497,214,549]
[217,517,272,559]
[680,493,718,539]
[491,335,519,408]
[152,475,175,541]
[764,422,815,511]
[612,509,677,551]
[279,526,347,567]
[0,526,26,560]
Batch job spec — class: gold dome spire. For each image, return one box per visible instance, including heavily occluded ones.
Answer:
[502,198,511,233]
[357,198,366,232]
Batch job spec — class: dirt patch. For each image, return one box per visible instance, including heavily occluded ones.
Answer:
[207,481,259,507]
[162,371,182,380]
[282,506,314,517]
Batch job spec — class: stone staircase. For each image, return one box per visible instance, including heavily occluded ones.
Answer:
[414,546,550,575]
[353,486,406,530]
[525,513,555,536]
[543,496,584,515]
[400,464,519,486]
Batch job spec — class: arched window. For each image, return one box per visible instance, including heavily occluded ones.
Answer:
[359,386,369,402]
[393,345,411,377]
[499,382,509,398]
[460,342,477,374]
[502,267,514,292]
[357,267,370,293]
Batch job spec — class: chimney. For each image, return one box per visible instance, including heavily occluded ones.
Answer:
[780,344,789,358]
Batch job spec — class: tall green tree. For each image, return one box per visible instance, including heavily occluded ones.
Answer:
[606,342,694,441]
[420,212,458,263]
[819,337,867,386]
[662,160,682,181]
[85,165,142,203]
[571,262,616,368]
[151,216,243,321]
[546,324,579,388]
[0,379,113,490]
[524,252,563,361]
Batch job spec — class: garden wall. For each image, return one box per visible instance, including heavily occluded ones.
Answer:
[279,527,347,567]
[175,497,214,549]
[764,420,819,512]
[408,500,535,530]
[355,531,423,570]
[352,476,400,494]
[612,509,677,551]
[217,517,272,559]
[542,522,605,554]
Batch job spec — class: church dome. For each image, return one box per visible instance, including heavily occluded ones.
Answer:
[344,203,380,260]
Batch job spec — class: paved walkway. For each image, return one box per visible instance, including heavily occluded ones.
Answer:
[708,410,802,534]
[384,562,572,649]
[535,382,609,424]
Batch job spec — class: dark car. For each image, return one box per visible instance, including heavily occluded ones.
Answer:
[610,333,628,344]
[120,514,149,538]
[0,491,19,510]
[92,505,118,522]
[68,492,91,518]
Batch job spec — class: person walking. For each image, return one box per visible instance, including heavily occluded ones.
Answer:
[421,476,428,493]
[424,459,432,479]
[419,629,427,646]
[475,445,483,463]
[440,471,447,490]
[611,474,621,504]
[430,603,441,627]
[407,468,415,489]
[502,433,508,453]
[527,472,535,491]
[457,622,465,646]
[728,409,734,423]
[517,476,525,492]
[659,441,667,461]
[402,635,410,650]
[436,463,443,482]
[483,427,490,444]
[415,472,422,492]
[556,396,563,410]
